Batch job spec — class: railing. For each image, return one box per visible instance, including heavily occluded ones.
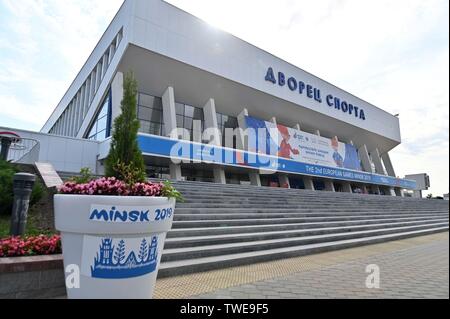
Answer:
[4,138,40,164]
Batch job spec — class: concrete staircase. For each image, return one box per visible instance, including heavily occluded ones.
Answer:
[158,180,449,278]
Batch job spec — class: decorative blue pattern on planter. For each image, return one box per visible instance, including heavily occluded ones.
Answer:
[91,237,158,279]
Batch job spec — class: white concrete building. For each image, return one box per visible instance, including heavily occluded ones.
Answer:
[2,0,417,195]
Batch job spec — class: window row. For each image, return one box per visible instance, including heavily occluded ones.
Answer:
[50,28,123,138]
[87,91,112,141]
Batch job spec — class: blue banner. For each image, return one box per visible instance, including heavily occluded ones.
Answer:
[137,134,417,190]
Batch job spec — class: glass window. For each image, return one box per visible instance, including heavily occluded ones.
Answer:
[140,121,151,134]
[184,117,193,130]
[216,114,222,127]
[193,107,204,120]
[153,97,163,110]
[149,109,162,123]
[139,94,153,108]
[176,103,184,116]
[139,94,163,110]
[138,106,151,121]
[86,91,111,141]
[98,103,108,118]
[184,105,195,118]
[97,115,108,133]
[176,115,184,128]
[96,129,107,141]
[149,122,162,136]
[223,116,238,129]
[139,105,162,122]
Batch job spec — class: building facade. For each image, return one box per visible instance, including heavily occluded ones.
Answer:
[33,0,416,195]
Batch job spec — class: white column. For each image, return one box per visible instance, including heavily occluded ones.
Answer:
[325,181,336,192]
[371,148,387,175]
[75,84,85,135]
[395,188,404,197]
[237,108,261,186]
[361,185,368,194]
[95,63,102,93]
[203,99,226,185]
[413,190,422,198]
[358,144,373,173]
[162,87,177,138]
[296,123,315,190]
[203,99,221,146]
[371,185,381,195]
[343,183,353,193]
[110,72,124,130]
[102,54,108,78]
[162,86,182,180]
[381,152,396,177]
[270,117,290,188]
[304,178,315,190]
[192,119,202,143]
[236,108,249,150]
[84,78,91,117]
[89,72,96,104]
[317,130,335,192]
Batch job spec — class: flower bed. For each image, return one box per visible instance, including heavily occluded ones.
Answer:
[0,235,61,258]
[59,177,164,197]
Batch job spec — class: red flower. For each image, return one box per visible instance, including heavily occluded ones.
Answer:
[0,235,62,258]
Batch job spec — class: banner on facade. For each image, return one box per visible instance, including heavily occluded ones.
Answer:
[137,134,417,190]
[245,116,362,171]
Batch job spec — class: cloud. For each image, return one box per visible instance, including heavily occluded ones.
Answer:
[0,0,448,195]
[166,0,449,196]
[0,0,124,129]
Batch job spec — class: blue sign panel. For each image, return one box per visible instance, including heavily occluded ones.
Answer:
[138,134,416,189]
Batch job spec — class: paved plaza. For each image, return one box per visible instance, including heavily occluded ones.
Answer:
[154,232,449,299]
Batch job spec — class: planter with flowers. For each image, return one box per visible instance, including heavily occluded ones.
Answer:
[54,73,182,299]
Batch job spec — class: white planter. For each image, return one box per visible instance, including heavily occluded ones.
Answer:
[54,194,176,299]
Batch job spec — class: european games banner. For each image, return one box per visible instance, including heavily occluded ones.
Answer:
[137,134,417,190]
[245,116,362,171]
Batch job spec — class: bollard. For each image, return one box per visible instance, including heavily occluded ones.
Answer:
[10,173,36,236]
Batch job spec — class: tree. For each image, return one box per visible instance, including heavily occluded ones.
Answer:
[138,239,148,262]
[114,240,126,265]
[105,71,146,183]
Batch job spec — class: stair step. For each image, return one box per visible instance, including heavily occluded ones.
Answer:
[162,222,448,262]
[164,219,449,248]
[158,226,449,277]
[171,215,447,228]
[173,212,448,221]
[167,216,448,237]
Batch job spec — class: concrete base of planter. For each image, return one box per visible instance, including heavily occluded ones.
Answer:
[0,255,65,299]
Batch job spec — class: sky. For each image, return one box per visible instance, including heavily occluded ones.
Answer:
[0,0,448,196]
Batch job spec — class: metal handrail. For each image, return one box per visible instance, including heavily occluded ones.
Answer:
[4,138,40,164]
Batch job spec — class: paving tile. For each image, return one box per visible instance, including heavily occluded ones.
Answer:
[187,233,449,299]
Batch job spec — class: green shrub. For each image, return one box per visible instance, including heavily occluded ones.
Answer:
[0,160,45,216]
[30,180,45,206]
[105,71,146,184]
[69,167,94,184]
[0,160,15,215]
